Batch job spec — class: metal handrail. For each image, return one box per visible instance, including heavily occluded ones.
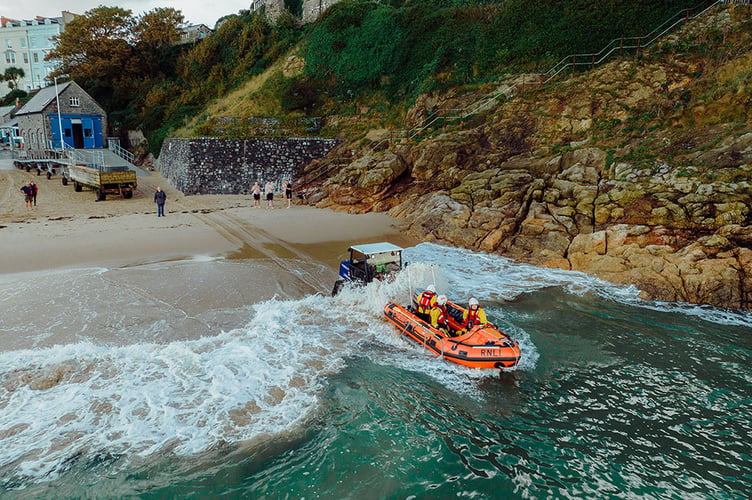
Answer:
[66,149,105,169]
[112,143,135,163]
[302,0,728,189]
[107,138,136,163]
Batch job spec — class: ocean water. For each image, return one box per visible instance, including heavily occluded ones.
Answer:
[0,243,750,499]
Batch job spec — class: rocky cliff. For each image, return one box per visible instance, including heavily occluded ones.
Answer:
[300,6,752,310]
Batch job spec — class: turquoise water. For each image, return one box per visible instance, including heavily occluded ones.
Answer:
[1,244,750,498]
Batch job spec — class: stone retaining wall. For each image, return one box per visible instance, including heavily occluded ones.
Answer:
[157,137,341,195]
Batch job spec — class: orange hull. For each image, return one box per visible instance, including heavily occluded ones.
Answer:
[384,302,521,369]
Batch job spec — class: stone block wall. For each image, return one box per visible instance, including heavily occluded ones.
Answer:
[157,137,342,195]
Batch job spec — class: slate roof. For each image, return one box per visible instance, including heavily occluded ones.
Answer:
[0,118,17,129]
[14,82,72,116]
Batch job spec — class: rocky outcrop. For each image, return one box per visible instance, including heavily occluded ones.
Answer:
[298,9,752,310]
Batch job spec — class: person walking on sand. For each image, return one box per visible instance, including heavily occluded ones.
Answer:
[284,180,293,208]
[30,182,38,206]
[154,186,167,217]
[20,183,32,209]
[251,181,261,208]
[265,180,275,209]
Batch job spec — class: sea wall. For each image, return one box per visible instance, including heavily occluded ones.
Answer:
[157,137,341,195]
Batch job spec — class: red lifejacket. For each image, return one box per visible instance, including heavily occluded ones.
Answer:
[466,308,480,327]
[418,291,435,309]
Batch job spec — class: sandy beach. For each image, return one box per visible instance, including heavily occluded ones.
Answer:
[0,153,417,352]
[0,154,416,276]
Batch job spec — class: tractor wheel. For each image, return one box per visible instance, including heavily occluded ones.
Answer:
[332,280,345,296]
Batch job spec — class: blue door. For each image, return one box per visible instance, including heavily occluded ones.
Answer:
[50,115,103,148]
[90,116,103,148]
[49,116,73,148]
[82,117,95,149]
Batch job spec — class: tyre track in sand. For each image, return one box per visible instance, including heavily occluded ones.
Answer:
[176,203,329,294]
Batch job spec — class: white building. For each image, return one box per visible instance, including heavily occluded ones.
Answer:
[0,12,75,93]
[179,24,213,44]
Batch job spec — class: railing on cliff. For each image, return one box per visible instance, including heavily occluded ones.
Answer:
[409,0,723,138]
[299,0,730,191]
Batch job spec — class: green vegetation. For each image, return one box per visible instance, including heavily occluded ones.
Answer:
[0,88,27,106]
[301,0,695,101]
[41,0,715,155]
[48,6,302,155]
[1,67,26,91]
[142,11,301,152]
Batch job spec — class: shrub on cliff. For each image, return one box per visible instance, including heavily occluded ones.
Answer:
[302,0,704,101]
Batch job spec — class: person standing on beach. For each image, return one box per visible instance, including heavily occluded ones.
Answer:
[30,182,38,206]
[284,180,292,208]
[265,180,275,209]
[20,183,32,208]
[154,186,167,217]
[251,181,261,208]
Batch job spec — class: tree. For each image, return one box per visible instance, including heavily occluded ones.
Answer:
[47,6,135,83]
[2,67,25,90]
[46,6,186,120]
[133,8,185,75]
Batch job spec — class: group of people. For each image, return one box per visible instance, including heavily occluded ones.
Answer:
[19,182,38,208]
[251,180,293,209]
[151,179,294,217]
[415,284,488,337]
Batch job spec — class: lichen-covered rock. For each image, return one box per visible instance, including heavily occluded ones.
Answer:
[308,11,752,310]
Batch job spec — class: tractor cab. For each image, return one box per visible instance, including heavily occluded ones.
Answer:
[332,242,404,295]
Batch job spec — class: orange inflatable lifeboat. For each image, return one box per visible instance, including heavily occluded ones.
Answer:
[384,298,521,370]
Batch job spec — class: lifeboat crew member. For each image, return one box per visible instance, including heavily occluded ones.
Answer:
[462,297,488,331]
[415,284,437,321]
[430,295,450,333]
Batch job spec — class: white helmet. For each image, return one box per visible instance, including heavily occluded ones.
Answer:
[426,284,436,293]
[437,295,447,306]
[469,297,479,307]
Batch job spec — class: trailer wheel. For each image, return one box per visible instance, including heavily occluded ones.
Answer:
[96,189,106,201]
[46,171,52,180]
[123,189,133,199]
[62,176,68,186]
[25,165,30,172]
[74,182,82,192]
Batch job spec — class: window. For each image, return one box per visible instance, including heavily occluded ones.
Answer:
[23,53,28,64]
[69,96,80,107]
[84,129,92,137]
[64,129,71,137]
[33,52,38,63]
[5,52,15,64]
